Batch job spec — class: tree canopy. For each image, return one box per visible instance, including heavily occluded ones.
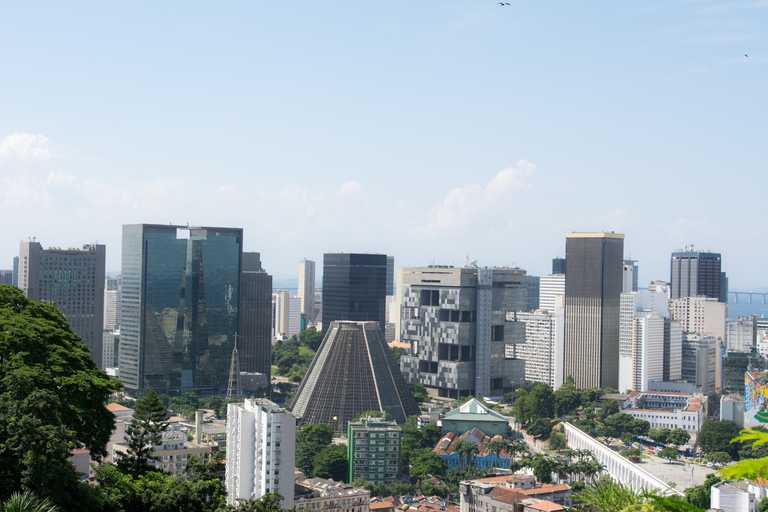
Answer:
[117,388,170,478]
[313,444,348,482]
[0,285,122,508]
[295,423,334,476]
[698,420,742,459]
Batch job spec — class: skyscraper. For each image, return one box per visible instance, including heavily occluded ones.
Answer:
[12,256,19,287]
[321,253,387,331]
[552,257,565,275]
[19,241,106,367]
[240,252,272,380]
[399,266,527,399]
[539,274,565,313]
[623,259,639,293]
[298,259,315,325]
[618,291,669,393]
[670,248,723,302]
[386,255,395,296]
[563,232,624,389]
[120,224,242,397]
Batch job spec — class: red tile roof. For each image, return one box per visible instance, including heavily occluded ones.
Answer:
[488,486,525,505]
[527,500,564,511]
[519,484,570,495]
[106,403,133,412]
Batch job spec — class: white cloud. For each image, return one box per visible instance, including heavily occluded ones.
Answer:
[338,180,361,196]
[46,170,75,187]
[0,133,51,161]
[218,184,234,192]
[420,160,536,237]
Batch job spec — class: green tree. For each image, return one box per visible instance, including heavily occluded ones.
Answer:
[407,382,428,404]
[117,388,170,478]
[202,396,225,417]
[597,399,619,419]
[668,428,691,447]
[549,432,567,450]
[421,424,442,448]
[485,438,511,465]
[759,497,768,512]
[513,384,553,426]
[419,479,448,499]
[621,448,643,459]
[185,452,226,482]
[391,347,408,365]
[313,444,348,482]
[531,456,553,484]
[527,417,553,438]
[410,450,447,477]
[452,439,476,470]
[553,383,581,417]
[685,472,720,509]
[658,447,679,463]
[0,286,122,508]
[226,492,284,512]
[708,452,732,465]
[698,420,742,459]
[649,427,671,445]
[295,423,334,476]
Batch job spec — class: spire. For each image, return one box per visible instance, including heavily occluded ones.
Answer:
[227,333,242,399]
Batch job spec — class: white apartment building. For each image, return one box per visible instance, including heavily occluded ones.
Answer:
[294,478,370,512]
[622,391,706,432]
[507,309,564,390]
[538,274,565,314]
[112,427,212,476]
[226,398,296,510]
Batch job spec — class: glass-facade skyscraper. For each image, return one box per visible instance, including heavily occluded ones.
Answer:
[322,253,387,332]
[120,224,243,397]
[670,249,723,303]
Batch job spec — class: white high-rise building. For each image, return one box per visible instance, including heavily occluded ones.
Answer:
[507,308,565,390]
[226,398,296,509]
[619,291,673,393]
[298,259,315,325]
[726,315,756,352]
[272,290,302,341]
[622,259,638,293]
[538,274,565,313]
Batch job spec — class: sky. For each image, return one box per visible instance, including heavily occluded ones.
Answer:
[1,1,766,289]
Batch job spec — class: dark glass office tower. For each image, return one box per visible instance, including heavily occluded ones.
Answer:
[322,253,387,331]
[670,249,723,302]
[239,252,273,380]
[552,257,566,275]
[120,224,242,397]
[564,232,624,389]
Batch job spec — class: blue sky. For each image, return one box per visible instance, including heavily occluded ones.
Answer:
[1,1,766,288]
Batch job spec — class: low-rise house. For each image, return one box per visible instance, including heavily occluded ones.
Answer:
[294,478,370,512]
[442,399,508,437]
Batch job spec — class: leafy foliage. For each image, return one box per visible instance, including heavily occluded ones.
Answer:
[684,472,720,510]
[312,444,348,482]
[295,423,334,476]
[719,429,768,481]
[667,428,691,447]
[391,347,408,365]
[658,447,679,463]
[410,450,447,478]
[698,420,743,459]
[0,492,59,512]
[407,382,428,404]
[0,286,122,508]
[271,328,323,379]
[225,493,284,512]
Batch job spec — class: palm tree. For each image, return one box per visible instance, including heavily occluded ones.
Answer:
[466,444,479,469]
[1,492,58,512]
[452,439,474,470]
[485,438,511,468]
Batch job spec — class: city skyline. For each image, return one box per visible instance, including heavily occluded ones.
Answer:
[1,1,765,289]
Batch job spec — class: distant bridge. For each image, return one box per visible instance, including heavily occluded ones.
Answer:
[730,291,768,304]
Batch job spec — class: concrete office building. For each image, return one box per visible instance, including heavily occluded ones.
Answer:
[664,319,683,382]
[322,253,387,331]
[670,248,724,302]
[399,266,527,399]
[669,296,727,341]
[291,321,418,433]
[298,259,315,325]
[564,232,624,389]
[0,270,12,285]
[226,398,296,510]
[618,291,675,393]
[681,333,718,395]
[19,241,106,367]
[623,259,639,293]
[539,274,565,313]
[507,308,564,390]
[240,252,273,380]
[347,417,402,486]
[102,329,119,368]
[104,276,121,332]
[120,224,242,397]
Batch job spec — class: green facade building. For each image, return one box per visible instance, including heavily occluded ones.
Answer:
[441,398,508,437]
[347,418,401,485]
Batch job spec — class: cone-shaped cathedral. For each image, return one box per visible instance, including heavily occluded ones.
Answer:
[290,321,420,433]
